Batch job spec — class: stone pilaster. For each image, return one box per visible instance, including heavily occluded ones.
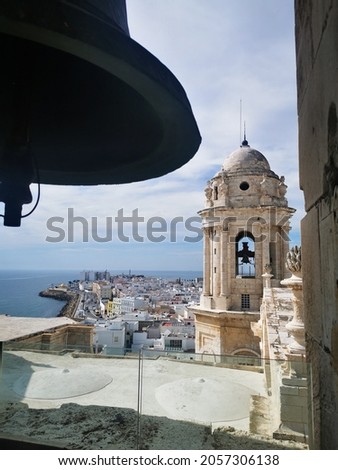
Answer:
[220,229,228,297]
[203,227,211,296]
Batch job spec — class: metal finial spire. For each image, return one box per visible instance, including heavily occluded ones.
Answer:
[239,98,242,146]
[241,121,249,147]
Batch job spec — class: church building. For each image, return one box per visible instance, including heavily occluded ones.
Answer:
[190,138,295,358]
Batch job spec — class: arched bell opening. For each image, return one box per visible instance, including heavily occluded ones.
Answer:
[236,231,255,278]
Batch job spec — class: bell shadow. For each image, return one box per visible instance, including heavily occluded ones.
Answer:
[0,348,56,403]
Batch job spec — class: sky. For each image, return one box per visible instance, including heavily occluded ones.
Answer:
[0,0,303,272]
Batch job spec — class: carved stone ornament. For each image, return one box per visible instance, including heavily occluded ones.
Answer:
[285,245,302,277]
[264,263,273,274]
[204,181,213,206]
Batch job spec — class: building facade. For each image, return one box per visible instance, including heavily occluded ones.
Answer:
[92,281,112,300]
[112,296,147,315]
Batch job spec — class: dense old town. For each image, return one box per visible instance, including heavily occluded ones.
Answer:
[62,270,202,354]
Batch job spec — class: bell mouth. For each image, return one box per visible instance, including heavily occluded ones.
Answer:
[0,2,201,186]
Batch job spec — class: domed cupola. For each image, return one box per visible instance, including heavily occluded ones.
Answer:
[204,138,289,210]
[222,139,278,178]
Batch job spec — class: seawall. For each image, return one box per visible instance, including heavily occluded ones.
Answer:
[39,289,80,318]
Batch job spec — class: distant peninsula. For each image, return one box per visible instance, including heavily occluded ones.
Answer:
[39,288,79,318]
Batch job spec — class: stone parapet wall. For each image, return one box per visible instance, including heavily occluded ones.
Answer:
[6,325,94,353]
[295,0,338,449]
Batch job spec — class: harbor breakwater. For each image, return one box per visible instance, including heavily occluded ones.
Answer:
[38,289,80,318]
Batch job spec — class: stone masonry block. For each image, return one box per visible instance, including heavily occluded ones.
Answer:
[280,385,300,396]
[301,209,322,340]
[281,393,308,407]
[282,376,307,387]
[281,404,307,424]
[299,387,309,397]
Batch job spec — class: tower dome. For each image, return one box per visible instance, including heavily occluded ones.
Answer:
[222,140,277,177]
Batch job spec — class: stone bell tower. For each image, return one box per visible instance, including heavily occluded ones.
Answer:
[190,138,295,357]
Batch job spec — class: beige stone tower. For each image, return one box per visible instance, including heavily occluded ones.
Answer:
[190,138,295,357]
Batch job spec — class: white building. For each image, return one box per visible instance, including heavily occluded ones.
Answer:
[92,281,112,300]
[113,296,147,315]
[93,322,126,356]
[132,321,195,353]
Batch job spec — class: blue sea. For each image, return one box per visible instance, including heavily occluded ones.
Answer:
[0,269,202,318]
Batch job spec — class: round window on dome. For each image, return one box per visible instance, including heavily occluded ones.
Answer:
[240,181,249,191]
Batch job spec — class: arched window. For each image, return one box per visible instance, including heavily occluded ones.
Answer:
[236,232,255,277]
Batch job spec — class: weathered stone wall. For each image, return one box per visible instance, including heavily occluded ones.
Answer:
[295,0,338,449]
[194,310,260,356]
[66,325,94,351]
[7,325,94,353]
[40,327,69,351]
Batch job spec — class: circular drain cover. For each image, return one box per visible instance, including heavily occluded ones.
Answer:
[13,367,113,399]
[155,377,256,423]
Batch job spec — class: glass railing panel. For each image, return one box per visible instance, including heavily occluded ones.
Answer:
[137,349,312,450]
[0,342,312,450]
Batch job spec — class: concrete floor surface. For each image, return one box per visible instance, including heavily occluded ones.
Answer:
[0,351,308,450]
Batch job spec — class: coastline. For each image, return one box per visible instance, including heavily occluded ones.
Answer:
[0,270,202,318]
[38,289,80,319]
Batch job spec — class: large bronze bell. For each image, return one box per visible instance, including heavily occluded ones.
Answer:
[0,0,201,226]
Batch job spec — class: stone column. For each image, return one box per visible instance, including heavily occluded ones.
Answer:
[220,229,228,297]
[214,226,221,297]
[203,227,211,296]
[260,225,270,279]
[262,263,273,289]
[281,221,291,279]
